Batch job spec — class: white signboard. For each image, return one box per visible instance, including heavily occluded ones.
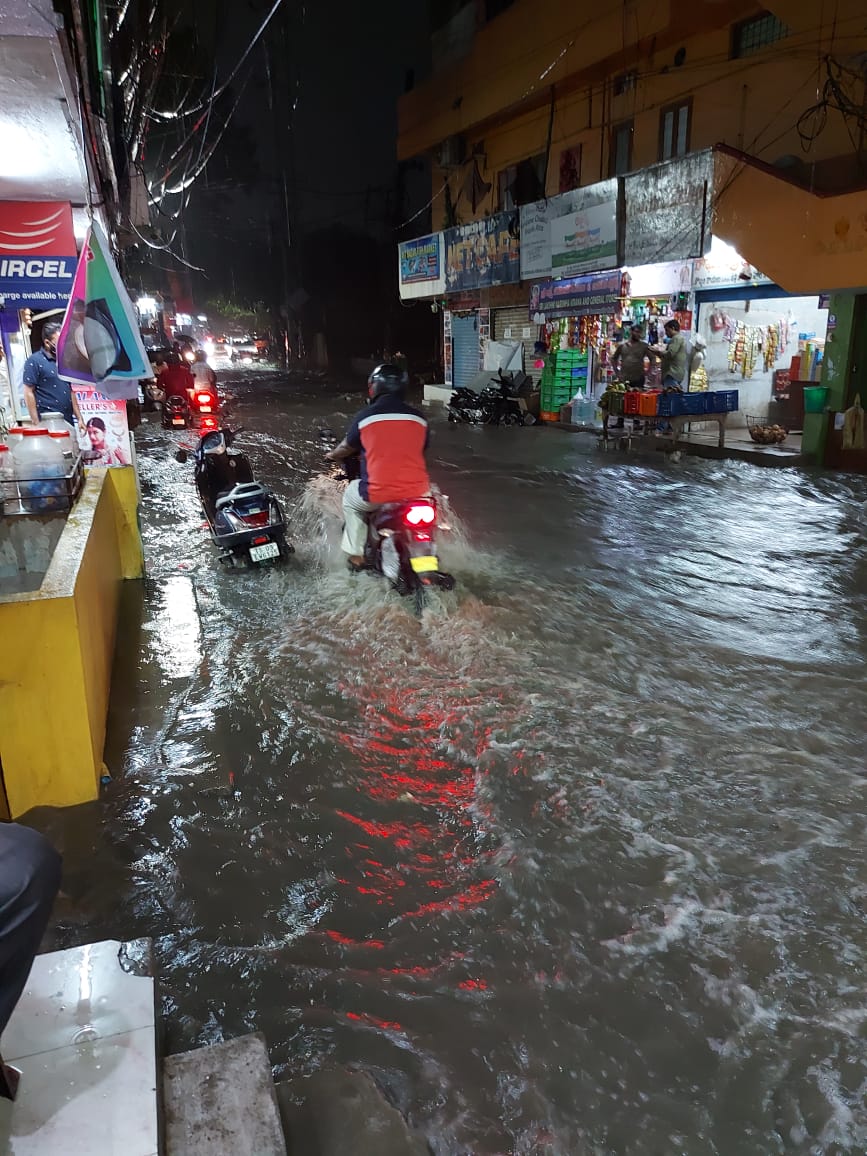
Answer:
[624,260,694,298]
[550,201,618,278]
[520,179,618,279]
[692,236,772,291]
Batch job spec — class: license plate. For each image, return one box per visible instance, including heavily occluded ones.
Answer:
[249,540,280,562]
[199,406,212,413]
[410,555,438,573]
[172,418,185,425]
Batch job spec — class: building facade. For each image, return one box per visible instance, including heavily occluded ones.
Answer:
[398,0,867,467]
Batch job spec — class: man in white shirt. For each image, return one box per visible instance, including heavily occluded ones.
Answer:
[190,350,216,390]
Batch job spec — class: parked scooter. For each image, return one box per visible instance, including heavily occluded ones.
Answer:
[162,393,191,429]
[448,370,535,426]
[179,428,292,567]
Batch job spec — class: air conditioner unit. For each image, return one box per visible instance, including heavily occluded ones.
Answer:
[437,135,466,168]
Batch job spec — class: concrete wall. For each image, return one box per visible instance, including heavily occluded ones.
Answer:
[697,295,828,421]
[0,467,144,817]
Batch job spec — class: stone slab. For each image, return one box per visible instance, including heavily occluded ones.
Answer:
[163,1032,287,1156]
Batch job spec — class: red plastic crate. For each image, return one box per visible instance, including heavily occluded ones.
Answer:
[624,391,642,414]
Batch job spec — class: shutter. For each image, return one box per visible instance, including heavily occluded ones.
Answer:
[493,306,542,386]
[451,313,479,389]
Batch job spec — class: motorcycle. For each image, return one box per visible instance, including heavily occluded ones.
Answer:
[448,371,534,426]
[179,428,292,567]
[162,393,191,429]
[323,436,455,615]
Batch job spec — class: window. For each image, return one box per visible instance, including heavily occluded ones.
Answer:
[731,11,789,58]
[559,145,582,193]
[613,71,637,97]
[610,120,633,177]
[659,100,692,161]
[498,152,546,209]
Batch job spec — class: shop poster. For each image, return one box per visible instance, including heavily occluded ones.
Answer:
[550,200,618,277]
[519,180,617,279]
[57,219,150,399]
[444,213,519,293]
[530,271,622,320]
[398,233,444,299]
[72,383,132,467]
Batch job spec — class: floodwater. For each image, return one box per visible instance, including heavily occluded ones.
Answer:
[35,368,867,1154]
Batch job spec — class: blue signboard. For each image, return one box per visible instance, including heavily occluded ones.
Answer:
[0,255,76,308]
[399,234,441,285]
[529,271,623,319]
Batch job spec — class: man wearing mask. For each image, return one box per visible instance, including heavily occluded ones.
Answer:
[658,319,688,388]
[22,321,84,431]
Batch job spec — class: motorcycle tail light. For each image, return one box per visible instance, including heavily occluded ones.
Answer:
[404,502,436,526]
[240,510,269,527]
[197,393,213,405]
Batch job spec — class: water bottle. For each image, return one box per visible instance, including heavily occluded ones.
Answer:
[0,444,17,515]
[12,428,67,513]
[40,411,76,438]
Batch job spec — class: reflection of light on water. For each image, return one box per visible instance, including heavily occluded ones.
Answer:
[146,576,202,680]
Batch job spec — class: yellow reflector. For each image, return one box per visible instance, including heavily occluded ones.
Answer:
[410,555,438,573]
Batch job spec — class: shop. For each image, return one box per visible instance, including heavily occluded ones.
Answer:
[693,239,828,429]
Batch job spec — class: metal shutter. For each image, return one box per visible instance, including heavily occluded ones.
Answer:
[493,306,541,386]
[452,313,479,389]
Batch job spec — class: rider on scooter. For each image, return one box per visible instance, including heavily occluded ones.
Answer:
[327,363,430,572]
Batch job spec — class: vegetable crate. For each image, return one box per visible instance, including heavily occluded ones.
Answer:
[657,392,709,417]
[624,391,642,415]
[638,391,660,417]
[606,393,624,416]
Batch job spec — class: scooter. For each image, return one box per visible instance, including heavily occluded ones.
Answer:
[190,385,220,424]
[162,393,191,429]
[324,438,454,614]
[180,428,292,567]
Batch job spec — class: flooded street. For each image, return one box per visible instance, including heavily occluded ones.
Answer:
[38,368,867,1153]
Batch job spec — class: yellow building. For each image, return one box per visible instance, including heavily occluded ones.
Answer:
[398,0,867,467]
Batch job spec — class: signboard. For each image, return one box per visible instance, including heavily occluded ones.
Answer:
[529,271,622,320]
[520,180,617,279]
[624,260,694,298]
[72,383,132,467]
[550,200,617,277]
[398,233,445,300]
[444,212,519,293]
[691,236,772,292]
[623,150,713,265]
[0,201,77,307]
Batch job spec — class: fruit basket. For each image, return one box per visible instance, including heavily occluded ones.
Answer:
[745,415,788,444]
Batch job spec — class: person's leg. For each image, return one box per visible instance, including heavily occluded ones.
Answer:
[0,824,61,1038]
[341,479,378,567]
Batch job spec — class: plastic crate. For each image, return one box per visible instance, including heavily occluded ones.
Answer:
[707,389,738,413]
[638,391,660,417]
[658,392,709,417]
[606,393,624,415]
[624,391,642,415]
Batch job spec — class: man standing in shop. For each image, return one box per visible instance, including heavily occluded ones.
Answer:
[22,321,84,431]
[658,319,688,388]
[612,324,655,431]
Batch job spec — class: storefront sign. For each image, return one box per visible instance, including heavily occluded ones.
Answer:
[692,236,773,291]
[529,271,622,320]
[0,201,77,306]
[398,233,444,299]
[550,200,617,277]
[445,212,520,293]
[623,150,713,265]
[624,260,693,299]
[520,180,617,279]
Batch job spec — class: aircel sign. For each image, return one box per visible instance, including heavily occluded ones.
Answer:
[0,202,77,307]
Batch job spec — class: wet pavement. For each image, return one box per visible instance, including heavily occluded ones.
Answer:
[30,368,867,1154]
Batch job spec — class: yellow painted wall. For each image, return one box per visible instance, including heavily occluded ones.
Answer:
[413,0,865,228]
[0,467,144,817]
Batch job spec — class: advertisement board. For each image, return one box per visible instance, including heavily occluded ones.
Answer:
[520,181,618,279]
[72,383,132,467]
[398,233,445,300]
[550,200,618,277]
[444,213,520,293]
[0,201,77,308]
[530,271,623,319]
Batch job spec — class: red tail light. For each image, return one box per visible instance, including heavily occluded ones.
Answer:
[197,393,213,405]
[200,416,218,431]
[404,503,436,526]
[240,510,269,527]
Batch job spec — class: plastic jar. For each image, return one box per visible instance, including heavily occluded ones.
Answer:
[0,444,17,515]
[49,429,78,467]
[40,411,76,437]
[12,428,68,513]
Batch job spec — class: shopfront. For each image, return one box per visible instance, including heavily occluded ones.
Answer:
[693,238,829,429]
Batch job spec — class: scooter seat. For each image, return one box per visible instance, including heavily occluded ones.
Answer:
[215,482,267,511]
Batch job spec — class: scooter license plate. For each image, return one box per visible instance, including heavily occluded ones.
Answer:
[172,418,185,425]
[249,540,280,562]
[410,555,438,573]
[199,406,212,413]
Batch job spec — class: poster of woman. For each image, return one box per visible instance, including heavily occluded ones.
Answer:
[72,383,131,466]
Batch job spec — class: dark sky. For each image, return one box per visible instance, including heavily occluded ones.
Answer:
[159,0,431,306]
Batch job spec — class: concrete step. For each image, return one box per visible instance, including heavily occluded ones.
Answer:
[275,1069,430,1156]
[163,1032,287,1155]
[0,938,159,1155]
